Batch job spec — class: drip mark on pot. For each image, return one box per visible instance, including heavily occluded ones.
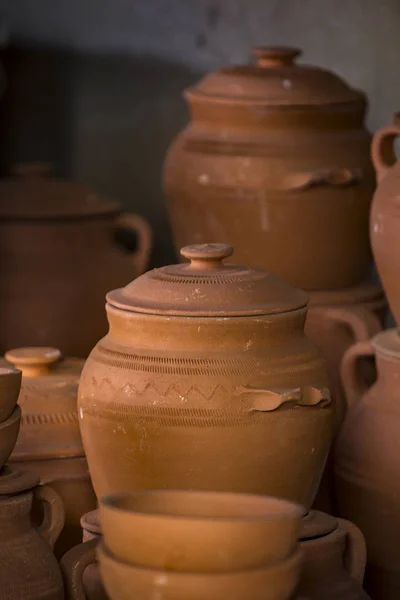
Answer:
[259,195,270,231]
[198,173,209,185]
[282,79,292,89]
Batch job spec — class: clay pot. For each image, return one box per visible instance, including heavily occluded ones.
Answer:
[0,163,153,357]
[164,47,374,291]
[335,328,400,599]
[0,366,22,422]
[6,347,97,558]
[78,243,333,509]
[298,513,370,599]
[370,112,400,326]
[0,467,65,599]
[100,490,302,572]
[99,543,302,600]
[0,405,21,469]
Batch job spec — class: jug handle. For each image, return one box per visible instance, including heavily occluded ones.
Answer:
[338,518,367,583]
[371,119,400,182]
[115,213,153,274]
[311,305,383,342]
[60,538,98,600]
[35,484,65,549]
[340,340,375,408]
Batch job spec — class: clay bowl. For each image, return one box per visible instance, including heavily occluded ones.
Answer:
[0,367,21,423]
[100,490,303,572]
[98,543,302,600]
[0,405,21,468]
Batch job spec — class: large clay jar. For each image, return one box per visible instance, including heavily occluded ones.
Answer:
[371,112,400,325]
[0,467,65,600]
[299,513,370,599]
[335,328,400,599]
[6,347,97,558]
[164,47,374,290]
[0,163,153,357]
[79,242,333,509]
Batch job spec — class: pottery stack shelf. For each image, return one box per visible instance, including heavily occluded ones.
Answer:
[334,112,400,600]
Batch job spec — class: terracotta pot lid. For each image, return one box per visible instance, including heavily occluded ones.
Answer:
[107,243,308,317]
[372,328,400,359]
[0,163,120,220]
[4,347,84,460]
[308,281,386,308]
[300,510,337,540]
[186,47,364,108]
[0,466,39,495]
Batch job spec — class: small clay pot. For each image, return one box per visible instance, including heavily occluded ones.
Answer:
[98,543,302,600]
[0,467,65,599]
[298,516,370,599]
[100,490,302,572]
[0,367,22,422]
[0,405,21,469]
[6,347,97,558]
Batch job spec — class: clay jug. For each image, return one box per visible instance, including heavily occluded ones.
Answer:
[0,163,153,357]
[164,47,374,291]
[78,243,333,509]
[371,112,400,326]
[335,328,400,599]
[299,513,370,599]
[0,467,65,599]
[306,283,386,431]
[5,347,97,558]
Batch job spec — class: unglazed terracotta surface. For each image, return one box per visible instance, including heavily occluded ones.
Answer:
[6,347,97,558]
[371,112,400,327]
[299,515,370,599]
[100,490,302,572]
[0,405,21,469]
[0,366,22,422]
[0,164,153,357]
[0,467,65,600]
[335,328,400,599]
[79,243,333,509]
[164,47,374,290]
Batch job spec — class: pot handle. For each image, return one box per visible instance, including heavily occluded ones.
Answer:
[60,538,99,600]
[235,384,331,412]
[34,484,65,549]
[340,340,376,408]
[283,168,362,191]
[115,213,153,275]
[311,306,383,342]
[371,117,400,182]
[338,518,367,583]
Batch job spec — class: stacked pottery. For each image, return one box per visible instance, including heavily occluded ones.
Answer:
[0,367,65,599]
[4,346,97,558]
[335,112,400,600]
[0,163,153,357]
[61,490,303,600]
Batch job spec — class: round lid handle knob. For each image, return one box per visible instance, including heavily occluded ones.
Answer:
[180,243,234,270]
[5,347,62,377]
[252,47,302,68]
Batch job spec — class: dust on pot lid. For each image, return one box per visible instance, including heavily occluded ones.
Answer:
[0,163,120,220]
[186,47,364,107]
[107,243,308,317]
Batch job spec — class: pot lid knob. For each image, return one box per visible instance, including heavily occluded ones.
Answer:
[180,243,234,270]
[12,162,52,179]
[5,347,62,377]
[252,47,302,68]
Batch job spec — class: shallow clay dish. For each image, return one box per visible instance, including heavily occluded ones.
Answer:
[0,367,21,423]
[100,490,303,572]
[0,405,21,468]
[98,543,302,600]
